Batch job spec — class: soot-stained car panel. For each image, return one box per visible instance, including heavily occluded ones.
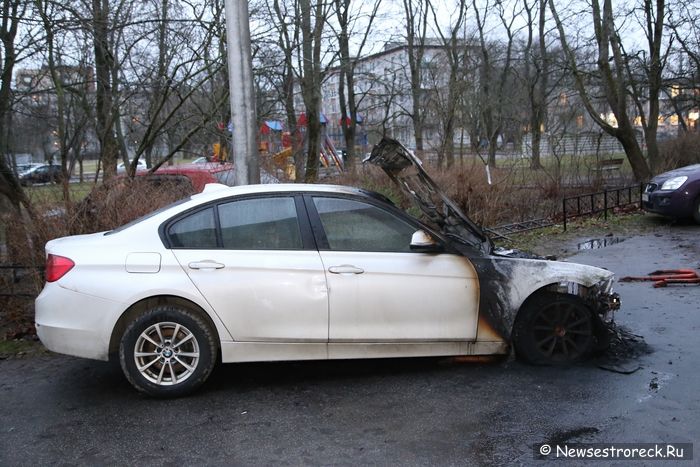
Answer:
[367,138,620,349]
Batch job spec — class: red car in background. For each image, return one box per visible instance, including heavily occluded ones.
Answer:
[134,162,278,192]
[72,162,276,233]
[144,162,237,192]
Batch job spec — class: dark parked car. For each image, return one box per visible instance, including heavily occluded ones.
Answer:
[642,164,700,224]
[19,164,63,185]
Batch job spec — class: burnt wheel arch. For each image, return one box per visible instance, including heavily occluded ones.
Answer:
[511,291,595,365]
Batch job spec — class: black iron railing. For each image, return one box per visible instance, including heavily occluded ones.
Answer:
[0,265,42,297]
[562,184,643,231]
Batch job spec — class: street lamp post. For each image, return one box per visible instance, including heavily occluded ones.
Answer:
[224,0,260,185]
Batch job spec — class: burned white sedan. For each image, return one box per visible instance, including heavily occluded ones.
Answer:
[36,138,619,397]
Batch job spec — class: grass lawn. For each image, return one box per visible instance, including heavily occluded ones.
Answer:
[495,211,670,258]
[25,181,94,206]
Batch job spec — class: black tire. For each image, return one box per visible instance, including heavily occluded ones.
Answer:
[512,292,594,365]
[693,196,700,225]
[119,305,217,397]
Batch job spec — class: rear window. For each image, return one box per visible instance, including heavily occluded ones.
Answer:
[218,197,302,250]
[167,207,218,248]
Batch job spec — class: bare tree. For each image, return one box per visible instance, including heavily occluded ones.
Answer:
[623,0,671,173]
[427,0,468,168]
[472,0,520,168]
[521,0,549,169]
[401,0,429,154]
[332,0,381,166]
[121,0,227,176]
[86,0,123,180]
[548,0,653,180]
[0,0,41,219]
[34,0,95,204]
[299,0,330,182]
[267,0,304,180]
[665,0,700,129]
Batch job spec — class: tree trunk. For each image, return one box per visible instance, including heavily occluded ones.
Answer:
[403,0,428,153]
[92,0,119,181]
[299,0,326,182]
[548,0,652,182]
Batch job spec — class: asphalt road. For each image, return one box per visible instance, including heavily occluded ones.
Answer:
[1,227,698,466]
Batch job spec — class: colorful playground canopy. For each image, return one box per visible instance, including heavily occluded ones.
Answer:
[297,112,328,126]
[339,113,363,126]
[260,120,284,134]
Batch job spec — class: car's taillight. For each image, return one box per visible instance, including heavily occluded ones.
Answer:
[45,254,75,282]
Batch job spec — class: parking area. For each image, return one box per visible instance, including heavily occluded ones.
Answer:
[1,226,698,465]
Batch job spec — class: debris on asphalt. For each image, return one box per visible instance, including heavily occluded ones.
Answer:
[649,377,659,391]
[594,324,652,375]
[620,269,700,287]
[546,426,600,446]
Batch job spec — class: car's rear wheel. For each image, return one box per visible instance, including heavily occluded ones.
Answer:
[512,292,594,365]
[119,305,217,397]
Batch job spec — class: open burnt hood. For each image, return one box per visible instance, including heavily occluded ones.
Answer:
[366,138,492,254]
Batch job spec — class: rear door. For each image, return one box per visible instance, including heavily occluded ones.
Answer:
[167,195,328,342]
[306,195,479,342]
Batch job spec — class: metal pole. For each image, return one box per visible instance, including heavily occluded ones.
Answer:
[225,0,260,185]
[604,190,608,220]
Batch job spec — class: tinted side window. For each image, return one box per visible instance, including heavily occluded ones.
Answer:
[168,208,217,248]
[313,197,415,252]
[218,197,302,250]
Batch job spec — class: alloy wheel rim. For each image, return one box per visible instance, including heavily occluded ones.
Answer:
[134,321,200,386]
[531,302,592,361]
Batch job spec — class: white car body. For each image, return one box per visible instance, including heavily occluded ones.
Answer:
[36,183,615,364]
[36,139,620,395]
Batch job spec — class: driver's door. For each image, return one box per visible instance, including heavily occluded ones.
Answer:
[307,195,479,342]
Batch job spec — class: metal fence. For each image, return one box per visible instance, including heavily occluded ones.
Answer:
[0,265,42,298]
[487,183,643,239]
[562,184,643,231]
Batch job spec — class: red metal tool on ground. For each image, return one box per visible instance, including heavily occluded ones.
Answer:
[620,269,700,288]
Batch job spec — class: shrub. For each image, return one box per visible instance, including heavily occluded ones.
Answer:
[657,133,700,173]
[328,159,560,227]
[68,176,197,234]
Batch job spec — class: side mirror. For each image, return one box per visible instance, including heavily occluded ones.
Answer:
[410,230,443,253]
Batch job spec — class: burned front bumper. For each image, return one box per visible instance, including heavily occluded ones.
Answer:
[586,279,621,322]
[598,292,621,317]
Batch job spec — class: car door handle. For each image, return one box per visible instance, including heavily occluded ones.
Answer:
[328,265,364,274]
[188,260,225,270]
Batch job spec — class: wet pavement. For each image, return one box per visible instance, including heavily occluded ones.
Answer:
[1,227,698,465]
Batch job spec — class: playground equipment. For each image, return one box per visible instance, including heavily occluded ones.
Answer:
[319,136,344,170]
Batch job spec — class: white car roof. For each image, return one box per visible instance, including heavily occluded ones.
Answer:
[191,183,368,204]
[116,183,379,236]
